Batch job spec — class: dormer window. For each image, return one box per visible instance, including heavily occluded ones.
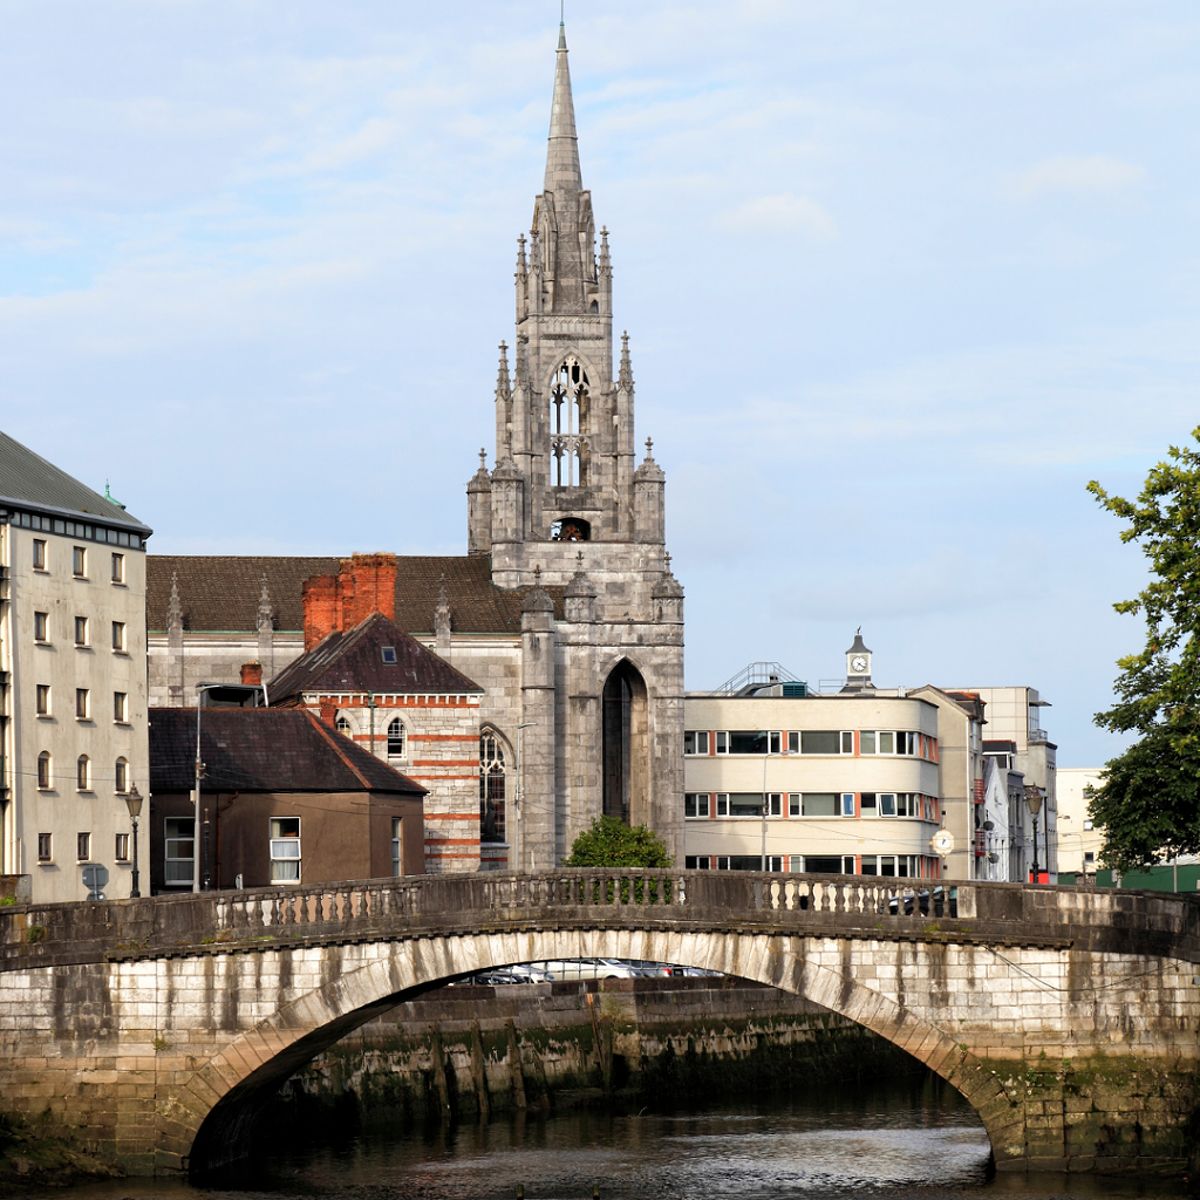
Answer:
[381,646,397,664]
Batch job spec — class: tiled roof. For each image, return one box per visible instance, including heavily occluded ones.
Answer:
[271,612,483,700]
[0,431,150,533]
[149,707,426,795]
[146,554,564,633]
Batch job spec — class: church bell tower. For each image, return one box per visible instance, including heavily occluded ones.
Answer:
[468,21,663,585]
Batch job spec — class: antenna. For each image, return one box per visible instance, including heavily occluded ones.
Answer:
[561,0,565,24]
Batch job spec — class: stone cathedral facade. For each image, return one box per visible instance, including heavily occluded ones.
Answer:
[147,24,685,874]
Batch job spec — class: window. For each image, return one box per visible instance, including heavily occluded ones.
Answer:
[725,731,769,755]
[111,621,126,651]
[34,611,48,642]
[797,731,850,755]
[1083,851,1096,868]
[550,356,589,486]
[480,732,506,843]
[788,793,801,817]
[36,684,50,716]
[714,793,767,818]
[896,732,918,755]
[115,833,130,862]
[269,817,301,883]
[861,792,876,814]
[841,793,856,817]
[381,646,397,664]
[76,688,90,719]
[714,731,729,755]
[77,755,91,790]
[164,818,195,887]
[36,751,51,789]
[803,855,856,874]
[861,854,917,877]
[683,730,710,755]
[391,817,404,876]
[37,833,52,863]
[110,552,125,583]
[76,832,91,862]
[879,793,897,817]
[72,546,87,577]
[798,793,838,817]
[113,691,128,723]
[114,757,128,793]
[74,616,89,646]
[712,855,783,871]
[335,713,352,736]
[684,793,710,818]
[32,538,46,570]
[386,717,406,759]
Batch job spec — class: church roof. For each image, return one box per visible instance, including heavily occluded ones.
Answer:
[149,706,426,796]
[544,21,582,197]
[270,612,483,700]
[147,554,565,634]
[0,431,151,534]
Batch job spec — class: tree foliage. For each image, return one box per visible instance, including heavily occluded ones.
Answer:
[564,816,672,868]
[1086,426,1200,870]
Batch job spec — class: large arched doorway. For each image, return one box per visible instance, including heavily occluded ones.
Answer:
[602,660,648,824]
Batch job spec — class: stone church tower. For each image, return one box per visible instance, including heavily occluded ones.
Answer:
[467,22,685,869]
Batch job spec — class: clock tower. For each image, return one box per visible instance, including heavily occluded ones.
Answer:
[843,628,873,692]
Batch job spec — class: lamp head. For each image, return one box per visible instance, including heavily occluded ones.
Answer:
[124,783,144,821]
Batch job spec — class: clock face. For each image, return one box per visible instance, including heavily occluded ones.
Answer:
[850,655,868,673]
[932,830,955,856]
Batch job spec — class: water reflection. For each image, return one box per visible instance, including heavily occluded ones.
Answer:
[15,1083,1190,1200]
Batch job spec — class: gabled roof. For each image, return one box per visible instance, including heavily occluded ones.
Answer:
[149,707,426,795]
[0,431,150,533]
[270,612,483,701]
[146,554,564,633]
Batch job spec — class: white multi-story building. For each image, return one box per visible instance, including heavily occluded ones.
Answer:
[682,638,987,881]
[0,433,152,902]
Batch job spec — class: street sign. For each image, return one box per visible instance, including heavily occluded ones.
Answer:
[81,863,109,901]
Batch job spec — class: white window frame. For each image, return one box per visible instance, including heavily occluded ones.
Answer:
[683,730,710,756]
[386,717,407,760]
[684,793,710,819]
[269,817,302,884]
[841,793,856,817]
[115,833,130,862]
[164,817,196,888]
[391,817,404,876]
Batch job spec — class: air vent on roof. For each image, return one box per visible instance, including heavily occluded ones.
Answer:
[381,647,397,664]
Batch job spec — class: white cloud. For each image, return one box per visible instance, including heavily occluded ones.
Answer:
[1009,154,1147,200]
[719,192,836,239]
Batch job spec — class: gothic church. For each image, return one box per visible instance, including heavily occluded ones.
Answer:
[147,23,685,872]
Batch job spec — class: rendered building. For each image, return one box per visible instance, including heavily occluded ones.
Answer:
[0,432,152,902]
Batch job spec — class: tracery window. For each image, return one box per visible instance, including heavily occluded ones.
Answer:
[480,732,507,844]
[550,357,589,487]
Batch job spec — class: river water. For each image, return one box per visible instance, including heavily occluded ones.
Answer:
[17,1081,1190,1200]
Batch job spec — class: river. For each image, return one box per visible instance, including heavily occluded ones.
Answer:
[14,1079,1191,1200]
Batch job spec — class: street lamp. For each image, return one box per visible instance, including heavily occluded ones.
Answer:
[1025,786,1043,885]
[124,783,143,899]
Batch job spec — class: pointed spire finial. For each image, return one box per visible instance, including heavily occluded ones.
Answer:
[167,571,183,628]
[575,550,585,571]
[545,6,581,196]
[645,436,654,458]
[664,551,673,573]
[479,447,487,470]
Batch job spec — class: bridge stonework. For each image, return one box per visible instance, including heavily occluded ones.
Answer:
[1,873,1197,1180]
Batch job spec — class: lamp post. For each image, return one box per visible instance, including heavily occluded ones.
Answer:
[1025,786,1043,885]
[193,683,226,892]
[124,783,143,899]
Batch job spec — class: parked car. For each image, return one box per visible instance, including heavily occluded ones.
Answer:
[455,963,555,986]
[627,960,684,977]
[527,957,641,980]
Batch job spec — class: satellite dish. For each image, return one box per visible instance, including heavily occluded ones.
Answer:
[982,820,995,832]
[81,863,109,901]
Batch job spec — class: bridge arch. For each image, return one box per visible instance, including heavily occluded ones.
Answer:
[180,927,1013,1176]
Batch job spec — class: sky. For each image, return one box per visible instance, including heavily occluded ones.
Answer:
[2,1,1198,768]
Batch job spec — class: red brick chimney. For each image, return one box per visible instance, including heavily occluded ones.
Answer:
[318,698,338,728]
[240,662,263,687]
[339,553,398,627]
[303,573,340,651]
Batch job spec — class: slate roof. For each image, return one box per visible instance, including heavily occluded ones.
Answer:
[270,612,483,701]
[146,554,564,633]
[0,431,151,533]
[149,707,426,796]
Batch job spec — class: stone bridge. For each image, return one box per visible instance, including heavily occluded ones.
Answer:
[1,871,1197,1181]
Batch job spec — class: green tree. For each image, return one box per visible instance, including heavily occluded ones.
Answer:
[1086,426,1200,870]
[564,816,672,868]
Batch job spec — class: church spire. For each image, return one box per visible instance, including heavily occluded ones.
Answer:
[544,21,581,197]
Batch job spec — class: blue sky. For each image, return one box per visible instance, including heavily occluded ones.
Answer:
[3,2,1198,766]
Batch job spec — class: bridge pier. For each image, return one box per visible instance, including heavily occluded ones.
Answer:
[0,873,1195,1181]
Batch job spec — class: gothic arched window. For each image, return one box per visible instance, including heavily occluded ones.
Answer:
[77,755,91,791]
[480,732,507,844]
[387,717,406,760]
[114,757,129,794]
[550,357,589,487]
[37,751,51,790]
